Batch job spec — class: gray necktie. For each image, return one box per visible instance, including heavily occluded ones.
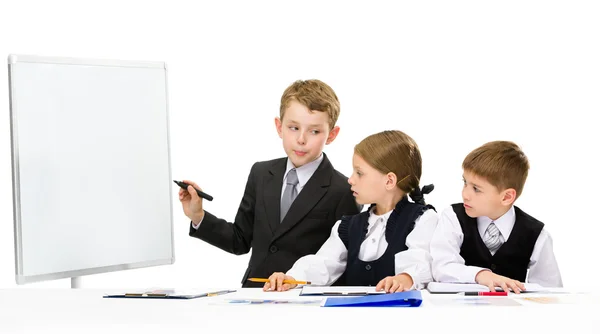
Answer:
[280,169,299,222]
[483,222,504,254]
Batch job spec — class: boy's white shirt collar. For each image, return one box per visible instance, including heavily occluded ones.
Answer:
[477,205,516,239]
[284,153,324,188]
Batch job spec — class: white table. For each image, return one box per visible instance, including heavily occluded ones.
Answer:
[0,287,597,334]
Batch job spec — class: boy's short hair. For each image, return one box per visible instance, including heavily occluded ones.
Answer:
[279,79,340,129]
[462,141,529,198]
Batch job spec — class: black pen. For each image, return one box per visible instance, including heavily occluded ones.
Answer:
[173,180,213,201]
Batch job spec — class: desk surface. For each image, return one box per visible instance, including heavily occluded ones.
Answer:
[0,287,597,334]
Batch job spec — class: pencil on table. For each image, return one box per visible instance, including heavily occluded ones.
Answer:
[248,278,312,285]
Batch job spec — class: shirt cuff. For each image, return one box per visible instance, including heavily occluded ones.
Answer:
[400,268,431,290]
[465,266,490,283]
[285,268,308,283]
[191,215,204,230]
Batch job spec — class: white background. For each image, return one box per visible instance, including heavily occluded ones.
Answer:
[0,0,598,292]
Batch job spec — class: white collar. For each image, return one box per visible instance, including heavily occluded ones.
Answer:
[284,154,324,188]
[477,206,516,238]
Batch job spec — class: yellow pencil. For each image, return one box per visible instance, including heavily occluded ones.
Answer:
[248,277,312,285]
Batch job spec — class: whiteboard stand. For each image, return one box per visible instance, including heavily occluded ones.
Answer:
[71,277,82,289]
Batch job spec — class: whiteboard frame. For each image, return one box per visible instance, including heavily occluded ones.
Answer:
[8,54,175,285]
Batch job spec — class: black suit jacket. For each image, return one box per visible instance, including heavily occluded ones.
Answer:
[189,153,361,287]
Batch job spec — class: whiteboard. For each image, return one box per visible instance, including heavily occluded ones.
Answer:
[8,54,175,284]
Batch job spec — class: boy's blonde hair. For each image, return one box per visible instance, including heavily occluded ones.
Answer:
[279,80,340,130]
[355,130,429,204]
[462,141,529,198]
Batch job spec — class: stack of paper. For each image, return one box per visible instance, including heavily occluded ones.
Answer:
[300,286,386,296]
[103,288,237,299]
[426,282,545,294]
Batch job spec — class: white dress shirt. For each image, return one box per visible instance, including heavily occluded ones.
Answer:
[193,154,324,229]
[430,205,563,287]
[281,153,323,200]
[286,206,439,290]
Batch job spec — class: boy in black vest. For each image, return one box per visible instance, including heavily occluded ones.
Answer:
[431,141,562,292]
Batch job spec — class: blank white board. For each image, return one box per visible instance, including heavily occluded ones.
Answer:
[8,54,174,284]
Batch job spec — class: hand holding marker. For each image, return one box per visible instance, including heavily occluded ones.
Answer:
[173,180,213,201]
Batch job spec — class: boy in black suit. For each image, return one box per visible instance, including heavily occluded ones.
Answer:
[179,80,361,287]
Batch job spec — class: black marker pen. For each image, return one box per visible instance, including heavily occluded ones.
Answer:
[173,180,213,201]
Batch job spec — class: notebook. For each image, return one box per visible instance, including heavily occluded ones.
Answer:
[300,286,386,296]
[321,290,423,307]
[103,288,236,299]
[426,282,545,294]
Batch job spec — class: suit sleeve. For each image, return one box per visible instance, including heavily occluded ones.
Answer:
[334,188,362,220]
[188,163,257,255]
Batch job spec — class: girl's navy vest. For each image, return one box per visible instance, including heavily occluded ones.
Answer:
[334,197,434,286]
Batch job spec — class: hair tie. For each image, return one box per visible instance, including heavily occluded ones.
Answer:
[410,184,434,205]
[421,184,434,195]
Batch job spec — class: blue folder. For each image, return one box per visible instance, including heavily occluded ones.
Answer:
[321,290,422,307]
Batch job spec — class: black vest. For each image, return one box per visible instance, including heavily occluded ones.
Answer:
[335,198,434,286]
[452,203,544,282]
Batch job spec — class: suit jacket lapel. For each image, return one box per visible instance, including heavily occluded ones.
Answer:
[273,154,332,240]
[264,159,286,234]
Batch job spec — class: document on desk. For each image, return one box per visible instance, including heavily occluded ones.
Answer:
[426,282,545,294]
[103,288,236,299]
[300,286,386,296]
[217,298,323,305]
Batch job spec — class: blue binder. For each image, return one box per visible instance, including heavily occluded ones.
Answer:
[321,290,422,307]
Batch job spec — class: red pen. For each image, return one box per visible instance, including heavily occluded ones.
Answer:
[460,291,508,296]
